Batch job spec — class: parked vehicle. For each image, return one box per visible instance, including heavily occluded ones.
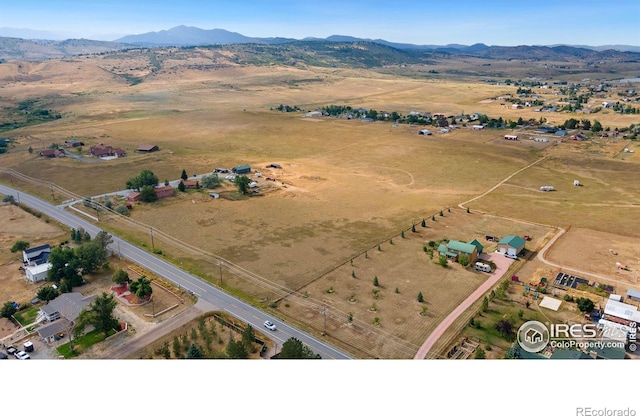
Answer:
[6,346,17,355]
[474,262,492,273]
[263,321,277,331]
[14,351,30,360]
[23,341,34,353]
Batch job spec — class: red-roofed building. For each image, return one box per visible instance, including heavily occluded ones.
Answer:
[154,185,174,199]
[89,144,125,158]
[181,179,198,189]
[39,149,65,158]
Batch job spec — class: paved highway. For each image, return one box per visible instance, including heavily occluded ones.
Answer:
[0,184,353,359]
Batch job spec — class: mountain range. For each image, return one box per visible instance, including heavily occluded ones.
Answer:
[114,26,640,53]
[1,25,639,63]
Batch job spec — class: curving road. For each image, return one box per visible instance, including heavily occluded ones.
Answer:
[0,184,352,359]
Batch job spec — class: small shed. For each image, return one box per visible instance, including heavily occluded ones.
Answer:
[504,135,518,140]
[627,289,640,302]
[209,193,220,199]
[418,129,432,136]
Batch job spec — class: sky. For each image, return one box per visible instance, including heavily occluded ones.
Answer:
[0,0,638,46]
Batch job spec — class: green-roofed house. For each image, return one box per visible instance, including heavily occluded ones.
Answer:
[437,240,479,263]
[467,239,484,255]
[497,235,526,257]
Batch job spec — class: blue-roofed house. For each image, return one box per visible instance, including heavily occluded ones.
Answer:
[23,244,51,266]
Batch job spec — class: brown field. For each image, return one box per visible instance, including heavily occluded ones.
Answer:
[1,52,639,358]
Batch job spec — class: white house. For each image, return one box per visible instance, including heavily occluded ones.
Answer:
[23,244,51,266]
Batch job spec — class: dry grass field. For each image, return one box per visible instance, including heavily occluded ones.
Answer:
[1,51,639,358]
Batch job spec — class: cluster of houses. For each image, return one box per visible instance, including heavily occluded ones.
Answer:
[39,143,159,160]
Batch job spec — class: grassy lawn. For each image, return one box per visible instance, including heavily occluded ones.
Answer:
[463,297,547,354]
[56,328,115,358]
[14,306,39,326]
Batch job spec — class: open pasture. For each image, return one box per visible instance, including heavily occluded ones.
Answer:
[1,53,639,357]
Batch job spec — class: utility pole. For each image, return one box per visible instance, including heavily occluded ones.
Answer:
[219,260,223,285]
[322,307,327,335]
[150,228,155,250]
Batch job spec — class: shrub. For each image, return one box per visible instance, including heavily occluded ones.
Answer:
[373,276,379,287]
[10,240,29,253]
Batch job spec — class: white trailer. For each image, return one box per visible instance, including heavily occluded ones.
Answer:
[474,262,492,273]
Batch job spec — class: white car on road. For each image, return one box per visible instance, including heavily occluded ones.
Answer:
[264,321,277,331]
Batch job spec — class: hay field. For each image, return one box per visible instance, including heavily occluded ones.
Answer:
[1,54,639,357]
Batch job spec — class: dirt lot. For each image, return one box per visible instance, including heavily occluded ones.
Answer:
[0,204,67,307]
[546,227,640,289]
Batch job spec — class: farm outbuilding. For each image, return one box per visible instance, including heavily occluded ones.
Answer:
[137,144,159,152]
[497,235,526,256]
[627,289,640,302]
[418,129,432,136]
[232,165,251,174]
[504,135,518,140]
